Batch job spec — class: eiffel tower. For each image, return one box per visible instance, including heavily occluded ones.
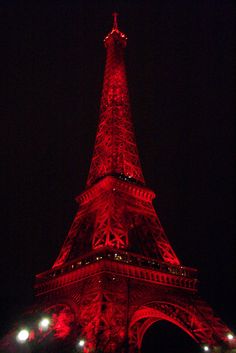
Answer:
[3,13,235,353]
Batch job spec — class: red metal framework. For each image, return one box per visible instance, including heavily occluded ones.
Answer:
[1,13,235,353]
[86,13,144,188]
[36,14,236,353]
[53,176,180,268]
[53,14,180,268]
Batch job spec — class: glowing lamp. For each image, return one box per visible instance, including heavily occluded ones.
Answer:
[39,317,50,330]
[227,333,234,340]
[17,329,29,343]
[78,339,85,347]
[203,346,210,352]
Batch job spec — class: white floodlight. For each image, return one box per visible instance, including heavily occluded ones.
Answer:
[78,339,85,347]
[227,333,234,340]
[17,329,29,343]
[38,317,50,330]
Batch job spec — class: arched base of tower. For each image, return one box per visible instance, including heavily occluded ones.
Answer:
[141,320,200,353]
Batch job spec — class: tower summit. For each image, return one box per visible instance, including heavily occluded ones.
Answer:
[4,14,234,353]
[87,12,144,187]
[112,12,119,30]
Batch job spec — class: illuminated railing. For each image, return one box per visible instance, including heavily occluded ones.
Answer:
[35,248,198,296]
[36,248,197,282]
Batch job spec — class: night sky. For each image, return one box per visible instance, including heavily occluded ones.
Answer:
[1,1,235,352]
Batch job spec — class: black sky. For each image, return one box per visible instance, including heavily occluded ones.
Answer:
[1,1,236,352]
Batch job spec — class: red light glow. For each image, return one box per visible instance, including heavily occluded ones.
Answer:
[31,13,236,353]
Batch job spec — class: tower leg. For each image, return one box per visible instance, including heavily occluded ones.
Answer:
[78,275,130,353]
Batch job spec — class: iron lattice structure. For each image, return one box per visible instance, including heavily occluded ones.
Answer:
[5,14,234,353]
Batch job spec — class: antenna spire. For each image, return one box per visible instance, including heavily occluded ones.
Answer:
[112,12,119,30]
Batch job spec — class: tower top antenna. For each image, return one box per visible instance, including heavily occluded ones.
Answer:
[112,12,119,30]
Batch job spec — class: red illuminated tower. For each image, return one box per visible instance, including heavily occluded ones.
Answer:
[20,14,236,353]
